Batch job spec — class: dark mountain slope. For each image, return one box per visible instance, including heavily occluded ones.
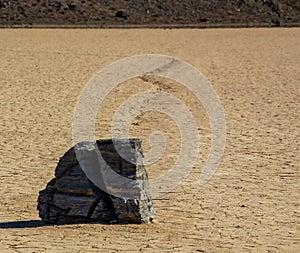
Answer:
[0,0,299,27]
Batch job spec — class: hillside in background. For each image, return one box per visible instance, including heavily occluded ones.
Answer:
[0,0,300,27]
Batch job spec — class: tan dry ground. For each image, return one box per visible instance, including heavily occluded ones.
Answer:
[0,28,299,252]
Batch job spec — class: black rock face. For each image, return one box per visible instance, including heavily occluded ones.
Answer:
[37,139,156,224]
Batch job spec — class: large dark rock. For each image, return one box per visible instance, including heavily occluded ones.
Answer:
[37,139,156,224]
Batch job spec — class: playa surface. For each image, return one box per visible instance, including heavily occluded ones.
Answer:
[0,28,299,252]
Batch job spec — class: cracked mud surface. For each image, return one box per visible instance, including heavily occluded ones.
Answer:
[0,28,299,252]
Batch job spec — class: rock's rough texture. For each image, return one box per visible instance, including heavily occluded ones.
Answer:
[37,139,156,224]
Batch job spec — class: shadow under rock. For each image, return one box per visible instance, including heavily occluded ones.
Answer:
[0,220,49,228]
[0,219,116,228]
